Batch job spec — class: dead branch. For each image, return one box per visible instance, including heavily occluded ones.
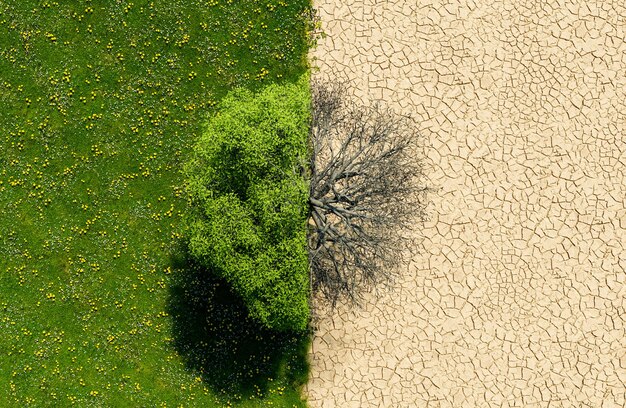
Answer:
[308,80,430,306]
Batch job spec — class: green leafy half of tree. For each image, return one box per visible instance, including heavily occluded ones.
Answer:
[185,77,310,332]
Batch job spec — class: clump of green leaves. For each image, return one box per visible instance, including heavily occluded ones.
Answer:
[185,77,310,332]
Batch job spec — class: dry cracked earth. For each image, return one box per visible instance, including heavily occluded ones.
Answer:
[307,1,626,407]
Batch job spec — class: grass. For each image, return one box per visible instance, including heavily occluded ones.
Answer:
[0,0,311,406]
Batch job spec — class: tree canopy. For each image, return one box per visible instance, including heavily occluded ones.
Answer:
[185,77,311,332]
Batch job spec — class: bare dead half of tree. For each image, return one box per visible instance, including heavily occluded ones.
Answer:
[308,80,431,307]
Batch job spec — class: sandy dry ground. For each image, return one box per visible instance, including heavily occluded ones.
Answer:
[307,1,626,406]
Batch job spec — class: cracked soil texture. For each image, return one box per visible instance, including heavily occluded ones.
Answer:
[307,1,626,407]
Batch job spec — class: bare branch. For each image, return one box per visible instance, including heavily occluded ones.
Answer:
[308,80,432,307]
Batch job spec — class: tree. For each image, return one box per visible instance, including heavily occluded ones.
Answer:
[185,77,428,331]
[185,77,310,332]
[308,80,430,306]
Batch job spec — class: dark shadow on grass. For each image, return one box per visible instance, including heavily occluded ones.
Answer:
[167,246,310,402]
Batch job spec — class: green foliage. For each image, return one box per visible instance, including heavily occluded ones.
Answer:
[185,77,311,332]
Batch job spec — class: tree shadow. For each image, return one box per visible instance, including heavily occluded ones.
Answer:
[167,247,310,401]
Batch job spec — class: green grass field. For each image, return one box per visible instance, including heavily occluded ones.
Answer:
[0,0,311,406]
